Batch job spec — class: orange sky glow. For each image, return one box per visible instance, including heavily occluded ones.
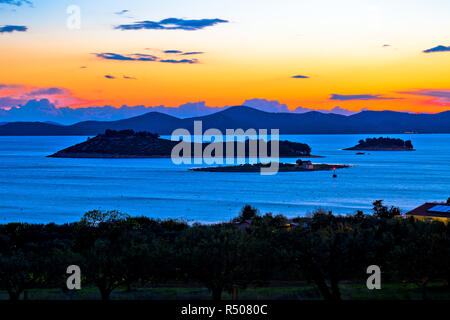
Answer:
[1,0,449,114]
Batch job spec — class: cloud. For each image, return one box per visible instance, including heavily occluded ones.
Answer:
[0,84,24,91]
[330,94,397,101]
[95,52,199,64]
[398,89,450,105]
[104,75,116,79]
[129,54,159,61]
[293,106,365,116]
[0,98,388,124]
[123,75,137,80]
[382,44,391,47]
[0,25,28,33]
[94,52,158,61]
[0,100,226,123]
[0,85,87,110]
[423,45,450,53]
[26,87,68,96]
[291,75,309,79]
[115,18,228,31]
[0,96,26,108]
[0,0,32,7]
[115,9,129,15]
[181,51,204,55]
[163,50,204,55]
[164,50,183,54]
[159,58,198,64]
[243,99,363,115]
[114,9,133,19]
[154,101,224,118]
[243,99,290,112]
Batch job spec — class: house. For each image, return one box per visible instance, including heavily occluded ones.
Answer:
[405,203,450,224]
[282,221,302,231]
[302,160,314,170]
[296,159,313,170]
[235,219,252,230]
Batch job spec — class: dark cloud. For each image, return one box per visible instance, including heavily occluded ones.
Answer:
[115,9,129,15]
[95,52,199,64]
[27,87,67,96]
[159,59,198,64]
[0,84,23,90]
[181,51,204,55]
[94,52,158,61]
[94,52,136,61]
[131,53,159,61]
[104,75,116,79]
[0,0,32,7]
[164,50,183,54]
[423,45,450,53]
[398,89,450,104]
[0,25,28,33]
[95,53,135,61]
[164,50,203,55]
[292,75,309,79]
[115,18,228,31]
[123,75,137,80]
[0,86,68,103]
[382,44,391,47]
[330,94,397,101]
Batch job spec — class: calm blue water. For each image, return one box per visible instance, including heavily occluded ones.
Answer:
[0,134,449,224]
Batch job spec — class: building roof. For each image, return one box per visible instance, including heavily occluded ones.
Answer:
[406,203,450,218]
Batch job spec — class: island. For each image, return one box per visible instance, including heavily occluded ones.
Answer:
[48,129,320,158]
[344,137,415,151]
[190,159,350,173]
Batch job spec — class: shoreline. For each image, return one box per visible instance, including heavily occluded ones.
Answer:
[47,152,324,159]
[343,147,415,151]
[190,163,350,173]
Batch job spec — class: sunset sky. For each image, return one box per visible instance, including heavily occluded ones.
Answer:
[1,0,450,114]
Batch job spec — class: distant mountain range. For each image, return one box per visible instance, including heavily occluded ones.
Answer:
[0,106,449,136]
[0,99,363,124]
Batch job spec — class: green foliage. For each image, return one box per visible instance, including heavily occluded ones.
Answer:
[388,220,450,299]
[356,137,414,149]
[234,205,259,223]
[0,204,449,301]
[80,210,130,227]
[277,212,375,300]
[0,223,74,300]
[175,225,256,300]
[372,200,401,219]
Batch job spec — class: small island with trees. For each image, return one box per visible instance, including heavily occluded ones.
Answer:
[49,130,175,158]
[190,159,349,172]
[344,137,415,151]
[49,129,318,159]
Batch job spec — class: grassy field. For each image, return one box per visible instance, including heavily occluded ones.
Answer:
[1,282,448,300]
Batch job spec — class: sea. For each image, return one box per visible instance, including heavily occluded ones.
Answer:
[0,134,449,224]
